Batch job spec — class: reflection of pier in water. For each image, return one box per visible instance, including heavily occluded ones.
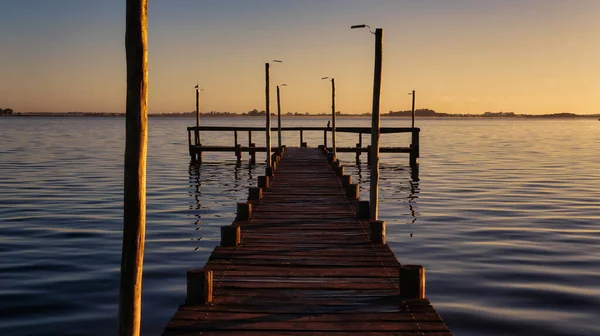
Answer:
[165,147,452,335]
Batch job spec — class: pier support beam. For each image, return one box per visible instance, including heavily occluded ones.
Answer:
[400,265,425,299]
[186,268,213,304]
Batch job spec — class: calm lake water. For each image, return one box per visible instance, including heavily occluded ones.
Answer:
[0,116,599,335]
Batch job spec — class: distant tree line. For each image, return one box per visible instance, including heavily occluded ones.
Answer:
[1,108,14,115]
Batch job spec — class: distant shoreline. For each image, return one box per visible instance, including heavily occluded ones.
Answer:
[3,112,599,119]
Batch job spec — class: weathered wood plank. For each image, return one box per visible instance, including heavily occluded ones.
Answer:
[163,148,451,335]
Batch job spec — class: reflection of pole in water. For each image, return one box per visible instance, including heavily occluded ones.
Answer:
[408,165,420,237]
[188,162,203,249]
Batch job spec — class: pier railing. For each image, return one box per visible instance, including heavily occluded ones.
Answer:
[187,126,420,166]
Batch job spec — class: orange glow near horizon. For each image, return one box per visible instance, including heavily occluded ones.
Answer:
[1,1,599,115]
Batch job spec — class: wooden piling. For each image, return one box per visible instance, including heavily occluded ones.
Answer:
[249,143,256,165]
[195,88,200,146]
[341,174,352,188]
[119,0,148,335]
[369,28,384,220]
[345,183,359,199]
[248,187,263,200]
[235,144,242,162]
[277,85,282,149]
[400,265,426,299]
[220,225,241,247]
[265,63,272,174]
[300,129,304,146]
[186,268,213,305]
[258,176,270,189]
[331,77,336,156]
[236,202,252,220]
[410,129,420,167]
[356,200,370,219]
[369,220,386,244]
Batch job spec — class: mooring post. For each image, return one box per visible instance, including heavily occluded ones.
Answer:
[195,87,200,146]
[220,225,241,247]
[188,130,195,162]
[323,129,327,148]
[186,268,213,305]
[410,128,420,167]
[249,143,256,165]
[277,85,283,150]
[356,133,362,161]
[236,202,252,220]
[400,265,425,299]
[369,28,383,220]
[235,144,242,163]
[119,0,148,334]
[258,176,270,189]
[299,129,303,147]
[356,200,370,219]
[411,89,416,129]
[367,145,372,165]
[369,220,386,244]
[234,131,241,162]
[265,63,272,177]
[248,187,263,200]
[342,175,352,188]
[346,184,359,200]
[331,78,336,157]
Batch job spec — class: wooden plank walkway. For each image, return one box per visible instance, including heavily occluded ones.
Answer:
[163,147,452,335]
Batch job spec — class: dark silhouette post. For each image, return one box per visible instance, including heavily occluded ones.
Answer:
[195,85,199,145]
[370,28,383,220]
[322,77,336,156]
[276,84,286,150]
[411,89,415,129]
[352,24,383,220]
[265,63,272,176]
[331,78,336,156]
[120,0,147,335]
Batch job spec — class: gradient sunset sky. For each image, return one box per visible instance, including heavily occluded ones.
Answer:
[1,0,598,115]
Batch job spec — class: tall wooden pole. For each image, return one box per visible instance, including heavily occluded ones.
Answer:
[120,0,148,335]
[265,63,272,175]
[277,85,282,149]
[331,78,336,157]
[370,28,383,220]
[195,87,200,145]
[411,89,415,129]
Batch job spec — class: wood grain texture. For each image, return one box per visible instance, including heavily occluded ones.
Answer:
[163,148,451,335]
[120,0,148,335]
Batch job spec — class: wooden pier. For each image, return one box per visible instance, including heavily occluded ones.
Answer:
[163,147,451,335]
[187,126,420,166]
